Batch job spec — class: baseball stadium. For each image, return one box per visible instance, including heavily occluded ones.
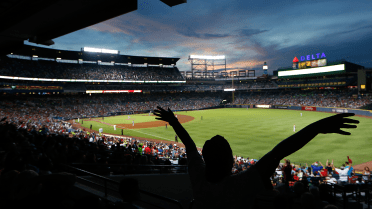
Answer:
[1,1,372,209]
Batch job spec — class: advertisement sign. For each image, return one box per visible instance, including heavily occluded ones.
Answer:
[318,59,327,67]
[299,62,307,69]
[300,53,326,62]
[332,109,348,113]
[302,106,316,111]
[275,106,288,109]
[311,60,318,67]
[292,53,326,70]
[256,105,271,108]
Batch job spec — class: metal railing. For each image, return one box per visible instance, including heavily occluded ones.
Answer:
[60,163,185,209]
[70,163,188,175]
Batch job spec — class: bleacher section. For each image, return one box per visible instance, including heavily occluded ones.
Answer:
[277,76,357,88]
[0,56,183,81]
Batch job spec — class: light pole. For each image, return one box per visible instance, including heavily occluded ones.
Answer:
[232,74,235,104]
[263,62,268,75]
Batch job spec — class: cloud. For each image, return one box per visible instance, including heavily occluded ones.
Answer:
[48,0,372,73]
[239,29,269,37]
[176,27,230,39]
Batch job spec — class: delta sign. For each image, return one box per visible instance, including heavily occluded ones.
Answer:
[298,52,326,62]
[293,52,327,69]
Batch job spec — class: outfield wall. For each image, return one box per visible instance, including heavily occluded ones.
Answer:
[238,104,372,116]
[64,104,372,121]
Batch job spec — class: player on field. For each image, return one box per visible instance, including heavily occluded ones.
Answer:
[301,113,302,116]
[293,124,296,132]
[132,120,134,126]
[153,106,358,209]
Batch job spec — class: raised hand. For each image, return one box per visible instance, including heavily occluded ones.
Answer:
[153,106,178,125]
[312,113,359,135]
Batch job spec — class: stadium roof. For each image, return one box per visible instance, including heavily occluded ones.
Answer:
[0,0,186,56]
[11,45,180,65]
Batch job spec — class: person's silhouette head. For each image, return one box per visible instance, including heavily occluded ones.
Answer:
[202,135,233,183]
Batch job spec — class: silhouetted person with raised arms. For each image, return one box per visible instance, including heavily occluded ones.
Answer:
[153,106,359,209]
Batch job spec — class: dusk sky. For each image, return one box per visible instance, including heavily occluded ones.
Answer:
[26,0,372,75]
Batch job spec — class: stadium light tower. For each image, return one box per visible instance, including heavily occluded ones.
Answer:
[232,74,235,104]
[188,55,226,79]
[263,62,268,75]
[82,47,119,54]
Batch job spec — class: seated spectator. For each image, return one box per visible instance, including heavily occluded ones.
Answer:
[363,166,370,182]
[319,167,328,177]
[325,174,337,185]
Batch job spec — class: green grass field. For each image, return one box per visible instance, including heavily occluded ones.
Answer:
[76,108,372,167]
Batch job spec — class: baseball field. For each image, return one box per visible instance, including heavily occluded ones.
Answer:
[75,108,372,167]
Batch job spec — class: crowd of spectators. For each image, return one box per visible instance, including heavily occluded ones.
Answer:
[233,90,372,109]
[180,81,277,91]
[0,56,184,81]
[0,92,222,119]
[0,115,191,208]
[2,110,369,209]
[1,93,372,208]
[1,90,372,125]
[230,155,371,208]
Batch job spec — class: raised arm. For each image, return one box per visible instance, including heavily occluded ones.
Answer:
[270,113,358,161]
[255,113,358,181]
[153,106,197,153]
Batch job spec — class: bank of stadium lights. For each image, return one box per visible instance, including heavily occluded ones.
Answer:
[33,55,38,58]
[189,55,225,60]
[263,62,268,70]
[83,47,119,54]
[56,58,61,60]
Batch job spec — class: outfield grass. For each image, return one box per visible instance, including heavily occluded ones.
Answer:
[96,114,157,124]
[76,108,372,167]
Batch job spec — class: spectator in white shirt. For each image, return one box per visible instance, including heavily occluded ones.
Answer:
[333,163,351,185]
